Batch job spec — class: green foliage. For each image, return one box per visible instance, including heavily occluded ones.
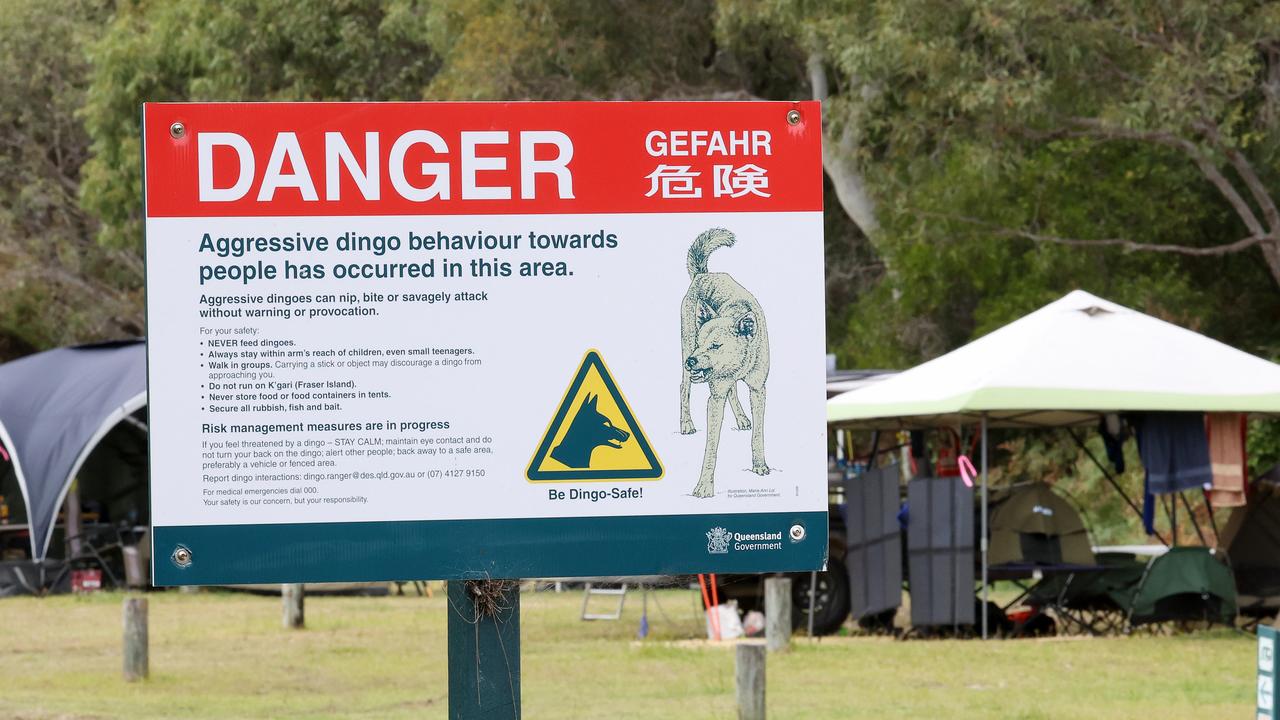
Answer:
[992,431,1149,545]
[81,0,442,254]
[0,0,141,355]
[18,0,1280,511]
[1249,419,1280,477]
[716,0,1280,365]
[840,136,1233,366]
[422,1,727,101]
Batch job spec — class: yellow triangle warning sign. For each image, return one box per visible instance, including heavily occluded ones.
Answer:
[527,350,663,482]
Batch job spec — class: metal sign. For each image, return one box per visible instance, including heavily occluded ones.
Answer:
[142,101,827,584]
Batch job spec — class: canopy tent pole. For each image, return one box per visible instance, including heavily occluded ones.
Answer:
[1066,429,1169,548]
[1179,491,1209,546]
[1168,495,1178,546]
[980,414,989,641]
[1201,489,1221,545]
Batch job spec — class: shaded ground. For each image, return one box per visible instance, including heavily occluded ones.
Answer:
[0,588,1254,719]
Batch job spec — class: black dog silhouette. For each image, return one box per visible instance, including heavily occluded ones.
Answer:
[550,394,630,468]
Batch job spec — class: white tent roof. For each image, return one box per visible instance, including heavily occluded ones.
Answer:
[827,290,1280,429]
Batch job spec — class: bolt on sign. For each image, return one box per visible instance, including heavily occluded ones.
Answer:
[143,102,827,584]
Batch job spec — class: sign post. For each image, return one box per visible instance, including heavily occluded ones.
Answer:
[1262,624,1277,720]
[142,101,826,713]
[448,581,520,719]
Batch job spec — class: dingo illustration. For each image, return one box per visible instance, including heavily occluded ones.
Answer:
[550,394,630,468]
[678,228,770,498]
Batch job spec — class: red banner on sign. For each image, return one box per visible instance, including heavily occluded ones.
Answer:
[143,102,822,218]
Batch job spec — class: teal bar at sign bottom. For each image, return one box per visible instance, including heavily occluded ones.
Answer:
[151,510,828,586]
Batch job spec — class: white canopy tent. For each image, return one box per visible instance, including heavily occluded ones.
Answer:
[826,289,1280,637]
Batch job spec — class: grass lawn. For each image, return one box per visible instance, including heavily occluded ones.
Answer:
[0,587,1256,719]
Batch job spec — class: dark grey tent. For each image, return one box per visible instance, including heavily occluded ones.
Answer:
[0,340,146,561]
[1221,474,1280,617]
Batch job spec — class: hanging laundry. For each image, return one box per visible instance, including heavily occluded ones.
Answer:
[1098,414,1126,473]
[1133,412,1213,535]
[1206,413,1247,507]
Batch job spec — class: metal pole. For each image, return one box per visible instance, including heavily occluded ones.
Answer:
[1178,492,1208,546]
[448,581,520,719]
[980,414,989,641]
[1067,429,1168,547]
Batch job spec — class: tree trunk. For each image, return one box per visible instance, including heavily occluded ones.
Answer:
[808,53,879,237]
[1261,240,1280,291]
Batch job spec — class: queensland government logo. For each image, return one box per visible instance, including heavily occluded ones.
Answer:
[706,527,731,554]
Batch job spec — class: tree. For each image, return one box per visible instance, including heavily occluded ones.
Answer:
[0,0,142,356]
[78,0,881,347]
[714,0,1280,363]
[421,0,730,101]
[81,0,442,256]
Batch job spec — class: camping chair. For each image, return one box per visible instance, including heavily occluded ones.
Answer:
[48,524,126,591]
[1125,547,1238,631]
[1025,552,1146,635]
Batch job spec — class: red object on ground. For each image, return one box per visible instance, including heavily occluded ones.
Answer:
[696,573,723,641]
[709,573,722,640]
[1007,607,1036,624]
[71,569,102,593]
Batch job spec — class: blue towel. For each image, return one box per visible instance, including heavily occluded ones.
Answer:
[1134,412,1212,535]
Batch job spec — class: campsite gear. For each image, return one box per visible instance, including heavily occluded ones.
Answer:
[843,463,903,621]
[697,574,722,640]
[936,444,960,477]
[1007,606,1056,637]
[828,290,1280,637]
[0,340,146,561]
[987,483,1095,567]
[706,601,745,640]
[958,455,977,488]
[1135,412,1213,495]
[828,290,1280,429]
[580,582,628,621]
[1026,552,1147,635]
[1007,606,1035,625]
[906,476,975,628]
[1127,546,1237,627]
[71,568,101,593]
[1098,417,1126,473]
[1134,412,1212,536]
[1207,413,1247,507]
[1220,480,1280,618]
